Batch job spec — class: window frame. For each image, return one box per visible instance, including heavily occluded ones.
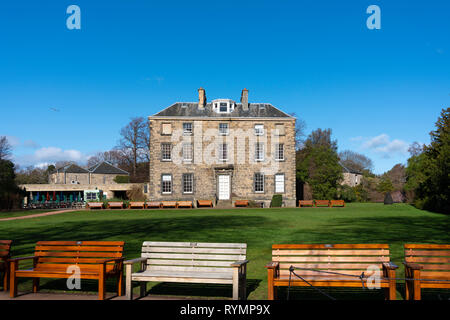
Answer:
[182,173,194,194]
[219,123,229,135]
[275,143,285,161]
[183,122,193,135]
[254,124,264,136]
[219,143,228,161]
[161,174,173,195]
[274,173,285,194]
[161,143,172,162]
[182,143,193,162]
[254,172,265,193]
[255,142,264,161]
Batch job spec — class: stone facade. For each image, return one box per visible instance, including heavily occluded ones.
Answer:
[148,90,297,207]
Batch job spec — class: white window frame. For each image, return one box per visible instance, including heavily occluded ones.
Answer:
[254,173,264,193]
[161,143,172,161]
[219,143,228,161]
[275,173,285,193]
[183,122,193,135]
[255,142,264,161]
[182,143,193,162]
[254,124,264,136]
[219,123,229,135]
[161,174,172,194]
[182,173,194,194]
[275,143,285,161]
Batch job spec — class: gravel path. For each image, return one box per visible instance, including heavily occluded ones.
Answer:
[0,209,77,222]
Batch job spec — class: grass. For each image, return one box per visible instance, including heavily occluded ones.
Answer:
[0,209,56,219]
[0,203,449,300]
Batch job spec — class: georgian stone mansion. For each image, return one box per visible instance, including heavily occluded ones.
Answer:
[148,88,297,207]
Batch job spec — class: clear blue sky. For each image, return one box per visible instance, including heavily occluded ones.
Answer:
[1,0,449,174]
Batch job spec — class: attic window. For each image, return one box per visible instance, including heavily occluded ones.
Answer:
[212,99,235,114]
[220,103,227,112]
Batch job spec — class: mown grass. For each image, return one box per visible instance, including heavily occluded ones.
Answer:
[0,203,449,300]
[0,209,56,219]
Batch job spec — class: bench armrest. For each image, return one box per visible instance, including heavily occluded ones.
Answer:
[124,257,148,265]
[230,260,249,267]
[403,261,423,270]
[265,262,279,269]
[382,262,399,270]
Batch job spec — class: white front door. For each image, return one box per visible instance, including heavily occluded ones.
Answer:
[218,175,230,200]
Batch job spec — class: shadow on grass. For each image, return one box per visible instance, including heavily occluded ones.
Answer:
[277,286,387,300]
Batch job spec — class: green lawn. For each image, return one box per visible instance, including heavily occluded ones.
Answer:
[0,203,449,300]
[0,209,56,219]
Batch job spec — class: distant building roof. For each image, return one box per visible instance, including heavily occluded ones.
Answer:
[54,164,89,174]
[339,162,362,175]
[151,103,294,119]
[88,161,129,175]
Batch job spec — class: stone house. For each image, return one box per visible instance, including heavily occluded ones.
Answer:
[49,162,129,185]
[148,88,297,207]
[340,162,363,187]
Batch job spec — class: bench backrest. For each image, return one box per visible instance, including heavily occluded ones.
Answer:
[33,241,124,273]
[315,200,330,206]
[404,244,450,278]
[299,200,314,206]
[330,200,345,206]
[141,242,247,275]
[0,240,12,262]
[272,244,390,277]
[130,202,145,206]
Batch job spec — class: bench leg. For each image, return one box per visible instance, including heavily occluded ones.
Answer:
[33,278,40,293]
[232,268,239,300]
[9,262,17,298]
[267,269,277,300]
[3,268,9,291]
[98,265,106,300]
[117,270,123,297]
[125,264,133,300]
[140,282,147,298]
[412,270,421,300]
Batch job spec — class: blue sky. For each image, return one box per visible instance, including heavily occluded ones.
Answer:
[0,0,449,174]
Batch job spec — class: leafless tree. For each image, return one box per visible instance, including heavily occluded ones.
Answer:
[289,113,306,150]
[0,136,12,160]
[339,150,374,173]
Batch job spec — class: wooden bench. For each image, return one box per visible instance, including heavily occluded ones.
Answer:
[266,244,398,300]
[125,241,248,300]
[197,200,213,208]
[177,201,193,208]
[314,200,330,207]
[129,201,145,209]
[87,202,104,210]
[108,201,124,209]
[9,241,125,300]
[403,244,450,300]
[330,200,345,207]
[299,200,314,207]
[234,200,249,207]
[161,201,177,208]
[146,201,161,209]
[0,240,12,291]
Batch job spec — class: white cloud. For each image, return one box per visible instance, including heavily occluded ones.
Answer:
[358,134,410,159]
[14,146,88,168]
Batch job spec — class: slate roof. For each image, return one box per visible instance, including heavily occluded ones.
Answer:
[88,161,129,175]
[151,103,293,118]
[54,164,89,174]
[339,162,362,175]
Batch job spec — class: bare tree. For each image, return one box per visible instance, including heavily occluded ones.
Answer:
[116,117,148,177]
[408,141,424,157]
[0,136,12,160]
[339,150,374,173]
[87,150,124,168]
[289,113,306,150]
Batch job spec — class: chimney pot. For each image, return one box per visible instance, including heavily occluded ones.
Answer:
[241,88,249,111]
[198,88,206,109]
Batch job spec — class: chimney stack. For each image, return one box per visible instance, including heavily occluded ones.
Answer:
[198,88,206,109]
[241,88,249,111]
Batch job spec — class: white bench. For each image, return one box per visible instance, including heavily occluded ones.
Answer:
[125,241,248,300]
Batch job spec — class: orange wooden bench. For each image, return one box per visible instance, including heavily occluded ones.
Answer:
[235,200,249,207]
[315,200,330,207]
[177,201,193,208]
[146,202,161,209]
[9,241,125,300]
[330,200,345,207]
[404,244,450,300]
[298,200,314,207]
[0,240,12,291]
[129,201,145,209]
[197,200,213,208]
[266,244,398,300]
[87,202,104,210]
[108,202,124,209]
[161,201,177,208]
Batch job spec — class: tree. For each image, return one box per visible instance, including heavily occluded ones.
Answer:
[0,136,12,160]
[289,113,306,150]
[296,129,342,199]
[377,176,394,194]
[339,150,373,174]
[0,159,24,210]
[405,107,450,213]
[116,117,149,177]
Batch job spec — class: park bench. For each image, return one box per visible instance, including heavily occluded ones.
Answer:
[108,202,124,209]
[125,241,248,300]
[298,200,314,207]
[146,202,161,209]
[266,244,398,300]
[330,200,345,207]
[0,240,12,291]
[403,244,450,300]
[87,202,104,210]
[9,241,125,300]
[234,200,249,207]
[315,200,330,207]
[161,201,177,208]
[129,201,145,209]
[177,201,193,208]
[197,200,213,208]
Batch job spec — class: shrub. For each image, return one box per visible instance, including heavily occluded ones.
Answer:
[338,185,357,202]
[270,195,283,207]
[114,175,130,183]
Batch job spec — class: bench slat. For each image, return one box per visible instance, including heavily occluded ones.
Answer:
[272,249,388,256]
[272,244,389,249]
[273,256,390,263]
[144,247,245,254]
[143,242,246,248]
[146,259,236,267]
[36,246,124,252]
[148,266,234,274]
[405,257,450,264]
[142,253,245,261]
[278,263,383,270]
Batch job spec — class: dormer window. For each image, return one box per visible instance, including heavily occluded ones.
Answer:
[212,99,234,114]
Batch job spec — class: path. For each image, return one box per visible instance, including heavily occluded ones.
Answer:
[0,209,77,222]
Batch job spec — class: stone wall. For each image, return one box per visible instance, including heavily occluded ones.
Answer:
[148,117,297,207]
